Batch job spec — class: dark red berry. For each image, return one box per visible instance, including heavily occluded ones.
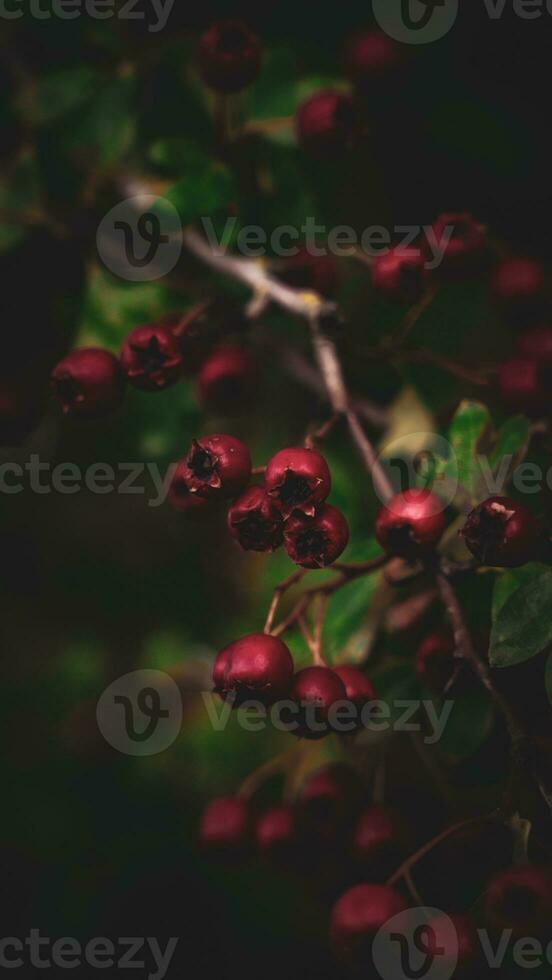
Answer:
[199,796,250,854]
[198,20,261,94]
[517,324,552,361]
[485,865,552,939]
[51,348,125,420]
[255,805,297,862]
[461,495,539,568]
[492,257,546,322]
[427,914,481,979]
[330,883,407,968]
[287,666,347,740]
[372,246,428,305]
[283,504,349,569]
[168,463,216,517]
[279,249,338,297]
[176,434,252,501]
[416,631,456,694]
[428,212,487,280]
[375,490,446,558]
[213,633,294,706]
[344,31,403,86]
[352,806,407,875]
[197,346,259,412]
[228,486,283,552]
[299,764,361,838]
[332,666,376,717]
[497,356,547,415]
[264,447,331,520]
[120,323,183,392]
[296,91,356,157]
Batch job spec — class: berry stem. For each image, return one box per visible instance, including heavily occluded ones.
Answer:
[387,814,499,888]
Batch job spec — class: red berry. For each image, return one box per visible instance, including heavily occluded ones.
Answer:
[427,914,480,979]
[416,631,456,694]
[228,486,283,552]
[517,324,552,362]
[197,346,259,412]
[375,490,446,558]
[176,434,252,501]
[51,348,125,420]
[332,666,376,716]
[330,883,407,968]
[299,764,361,838]
[199,796,250,853]
[198,20,261,94]
[492,257,546,322]
[288,666,347,740]
[428,212,487,280]
[120,323,183,392]
[255,805,297,862]
[461,495,539,568]
[485,865,552,938]
[497,356,546,415]
[168,463,216,516]
[344,31,403,86]
[296,91,356,157]
[283,504,349,569]
[213,633,294,706]
[372,246,428,305]
[264,447,331,520]
[352,806,407,874]
[279,249,338,297]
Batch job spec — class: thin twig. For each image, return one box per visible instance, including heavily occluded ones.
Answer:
[388,814,497,887]
[264,569,307,634]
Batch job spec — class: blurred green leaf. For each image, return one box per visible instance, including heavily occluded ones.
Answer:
[165,160,236,226]
[78,265,167,349]
[437,689,493,763]
[445,400,491,499]
[492,563,548,622]
[19,66,100,126]
[325,539,383,659]
[490,566,552,667]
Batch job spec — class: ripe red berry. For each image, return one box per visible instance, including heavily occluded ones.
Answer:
[485,865,552,939]
[279,249,338,297]
[332,666,376,716]
[51,348,125,420]
[299,764,361,838]
[352,806,407,875]
[176,434,252,501]
[197,346,259,412]
[199,796,250,854]
[255,805,297,862]
[427,914,480,979]
[296,91,356,157]
[213,633,294,706]
[461,495,539,568]
[344,31,403,86]
[120,323,183,392]
[283,504,349,569]
[330,883,407,968]
[517,324,552,362]
[428,212,487,280]
[168,463,216,516]
[375,490,446,558]
[416,631,456,694]
[497,356,546,415]
[227,486,283,552]
[492,257,546,322]
[198,20,261,94]
[373,246,428,305]
[264,447,331,520]
[288,666,347,740]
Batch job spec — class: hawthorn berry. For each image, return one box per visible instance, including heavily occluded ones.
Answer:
[344,30,403,86]
[120,323,183,392]
[255,805,298,863]
[197,346,259,412]
[416,631,456,694]
[176,434,252,500]
[199,796,250,854]
[333,666,376,717]
[198,20,262,94]
[372,246,428,305]
[299,764,361,838]
[168,463,215,516]
[227,486,283,552]
[330,883,407,968]
[287,666,347,740]
[264,447,331,520]
[352,806,407,876]
[428,212,487,280]
[296,91,356,157]
[51,348,125,420]
[375,489,446,559]
[497,356,546,415]
[279,249,338,297]
[485,865,552,939]
[213,633,294,706]
[461,495,539,568]
[427,914,481,979]
[492,256,546,322]
[284,504,349,569]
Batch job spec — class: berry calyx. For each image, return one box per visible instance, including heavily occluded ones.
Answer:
[428,212,487,279]
[375,489,446,558]
[352,806,407,875]
[287,666,347,740]
[228,486,283,552]
[177,434,252,500]
[344,31,403,86]
[279,249,338,297]
[330,883,407,968]
[283,504,349,569]
[416,631,456,694]
[51,348,125,420]
[372,246,428,305]
[255,805,297,862]
[197,346,259,412]
[333,665,376,716]
[264,447,331,520]
[199,796,250,854]
[213,633,294,706]
[492,257,546,322]
[485,865,552,938]
[120,323,183,392]
[296,91,356,157]
[198,20,262,94]
[461,495,539,568]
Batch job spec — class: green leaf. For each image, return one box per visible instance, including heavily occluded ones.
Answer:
[476,415,531,499]
[325,539,383,659]
[437,689,493,762]
[492,563,548,622]
[78,265,168,349]
[165,162,236,227]
[19,66,100,126]
[489,566,552,667]
[445,400,491,499]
